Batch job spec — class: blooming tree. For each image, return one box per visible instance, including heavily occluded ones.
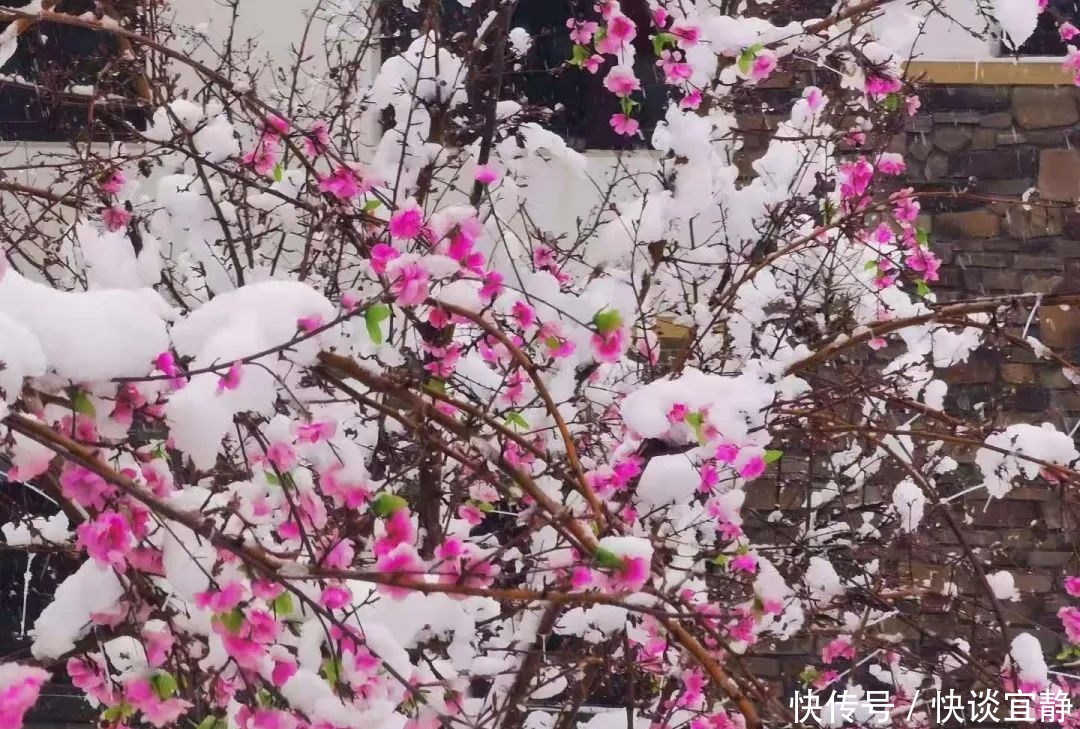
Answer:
[1,1,1079,729]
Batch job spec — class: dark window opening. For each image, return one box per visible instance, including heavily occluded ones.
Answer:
[380,0,668,150]
[1001,0,1080,55]
[0,0,148,142]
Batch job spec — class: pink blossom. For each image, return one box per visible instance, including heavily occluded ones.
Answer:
[511,300,536,329]
[458,503,484,525]
[374,507,416,557]
[609,555,649,592]
[389,261,430,306]
[266,441,297,471]
[671,24,700,47]
[195,581,246,612]
[319,166,364,200]
[658,50,692,83]
[142,624,175,667]
[738,455,767,480]
[601,13,637,52]
[297,314,323,332]
[539,322,575,358]
[243,134,280,176]
[583,54,604,74]
[101,169,125,194]
[124,676,192,727]
[591,328,626,363]
[715,443,739,464]
[60,465,117,510]
[680,89,703,109]
[877,152,906,176]
[389,205,425,239]
[905,94,921,116]
[217,361,244,394]
[905,248,941,282]
[0,664,49,729]
[865,75,902,99]
[1062,22,1080,41]
[375,543,425,599]
[729,553,758,574]
[610,113,640,136]
[603,68,641,97]
[1067,576,1080,596]
[474,163,501,186]
[667,403,688,424]
[749,51,777,82]
[102,205,130,232]
[424,343,461,378]
[320,583,352,609]
[839,158,874,201]
[304,120,331,156]
[822,636,855,664]
[370,242,401,274]
[1061,606,1080,644]
[804,86,824,112]
[265,114,290,136]
[77,511,133,569]
[67,655,112,704]
[297,420,336,443]
[567,19,598,44]
[652,6,669,28]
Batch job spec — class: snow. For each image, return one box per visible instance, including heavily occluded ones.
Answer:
[596,536,653,562]
[1009,633,1049,687]
[994,0,1040,50]
[805,557,843,601]
[635,454,698,508]
[31,562,124,659]
[987,571,1020,602]
[892,480,927,533]
[976,423,1079,498]
[0,270,171,381]
[2,511,70,546]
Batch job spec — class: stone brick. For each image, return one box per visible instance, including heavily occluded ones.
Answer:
[1012,87,1080,128]
[933,126,971,152]
[923,86,1013,112]
[1021,272,1064,294]
[1029,551,1071,567]
[1013,252,1064,270]
[904,115,932,133]
[946,356,997,385]
[907,135,932,161]
[933,111,984,124]
[1014,573,1055,594]
[962,267,1019,291]
[936,211,1001,239]
[971,128,998,150]
[1066,212,1080,239]
[1001,363,1036,384]
[1007,384,1052,412]
[1001,205,1064,239]
[1038,304,1080,348]
[956,252,1009,267]
[1038,367,1073,389]
[950,148,1039,179]
[980,111,1015,128]
[1037,149,1080,203]
[925,151,949,181]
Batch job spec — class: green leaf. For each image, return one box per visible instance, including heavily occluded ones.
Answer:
[618,96,640,116]
[651,32,676,56]
[864,259,879,271]
[273,163,284,183]
[798,666,819,685]
[151,672,178,700]
[475,500,494,513]
[271,592,294,616]
[217,608,244,634]
[593,547,624,570]
[737,45,762,75]
[322,657,342,686]
[763,449,783,464]
[915,228,930,248]
[372,492,408,518]
[265,471,281,487]
[882,93,901,111]
[593,308,623,334]
[365,303,391,344]
[426,378,446,395]
[71,390,96,417]
[684,411,706,445]
[915,279,931,298]
[505,411,529,430]
[569,44,590,67]
[102,703,134,722]
[362,198,381,213]
[711,553,729,567]
[196,716,227,729]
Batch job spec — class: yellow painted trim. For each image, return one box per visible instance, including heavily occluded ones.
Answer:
[906,60,1073,86]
